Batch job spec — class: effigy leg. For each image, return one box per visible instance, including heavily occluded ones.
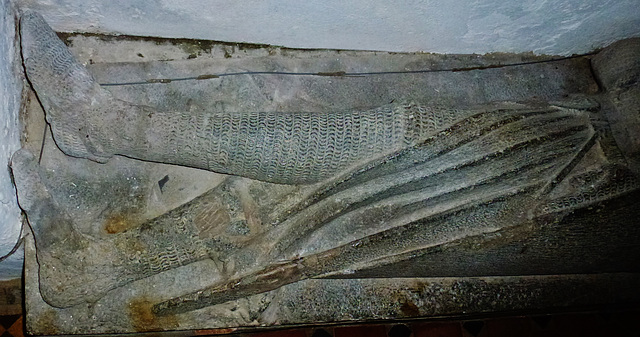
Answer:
[153,103,605,314]
[11,149,124,307]
[10,98,600,310]
[11,149,217,308]
[16,10,640,318]
[21,10,456,185]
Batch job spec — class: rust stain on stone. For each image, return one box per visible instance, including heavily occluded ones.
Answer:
[414,280,430,297]
[104,214,136,234]
[393,282,430,318]
[129,297,179,332]
[400,299,421,317]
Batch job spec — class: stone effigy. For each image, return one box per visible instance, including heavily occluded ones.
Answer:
[12,10,640,333]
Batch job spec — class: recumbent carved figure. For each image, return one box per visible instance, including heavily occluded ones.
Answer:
[12,11,640,315]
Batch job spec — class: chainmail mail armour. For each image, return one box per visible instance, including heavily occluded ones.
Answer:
[18,9,640,314]
[20,10,113,163]
[144,104,466,184]
[21,10,469,184]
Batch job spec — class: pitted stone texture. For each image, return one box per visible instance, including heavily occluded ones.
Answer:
[591,38,640,175]
[20,12,600,184]
[15,12,640,334]
[0,0,26,279]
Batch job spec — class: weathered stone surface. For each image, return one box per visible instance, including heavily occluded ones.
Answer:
[0,0,26,280]
[13,12,640,335]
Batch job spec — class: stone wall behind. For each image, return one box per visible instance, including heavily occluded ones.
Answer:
[0,0,25,280]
